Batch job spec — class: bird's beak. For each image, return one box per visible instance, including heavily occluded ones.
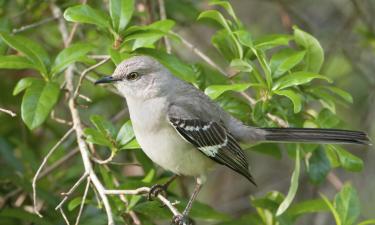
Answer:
[95,76,120,85]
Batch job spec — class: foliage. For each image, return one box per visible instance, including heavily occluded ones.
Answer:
[0,0,373,225]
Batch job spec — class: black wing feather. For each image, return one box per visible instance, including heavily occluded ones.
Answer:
[169,117,256,185]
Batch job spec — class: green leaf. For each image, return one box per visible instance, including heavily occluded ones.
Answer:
[197,10,231,32]
[307,147,331,184]
[276,147,300,216]
[109,0,134,33]
[209,0,240,26]
[13,77,38,96]
[0,208,52,225]
[0,32,50,77]
[21,80,60,130]
[90,115,116,138]
[270,49,306,78]
[334,184,360,225]
[84,128,112,147]
[212,29,241,61]
[135,48,196,83]
[274,89,302,113]
[254,34,292,50]
[0,55,37,70]
[358,220,375,225]
[288,199,329,217]
[68,197,90,211]
[333,145,364,172]
[293,26,324,73]
[321,193,342,225]
[188,200,231,221]
[230,59,253,72]
[273,71,331,90]
[116,120,136,147]
[64,5,111,28]
[235,30,253,48]
[51,43,94,76]
[323,86,353,103]
[205,83,253,100]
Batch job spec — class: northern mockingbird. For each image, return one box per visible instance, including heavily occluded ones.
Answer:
[95,55,370,224]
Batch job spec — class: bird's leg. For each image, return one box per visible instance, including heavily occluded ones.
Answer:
[148,174,178,200]
[172,177,203,225]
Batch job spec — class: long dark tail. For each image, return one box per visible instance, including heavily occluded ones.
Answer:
[262,128,371,145]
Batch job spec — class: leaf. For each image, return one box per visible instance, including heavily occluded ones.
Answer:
[323,86,353,103]
[51,43,94,76]
[276,147,300,216]
[358,220,375,225]
[205,83,253,99]
[321,193,342,225]
[209,0,240,26]
[188,200,231,221]
[84,128,112,147]
[273,71,331,90]
[0,32,50,77]
[334,184,360,225]
[293,26,324,73]
[109,0,134,33]
[64,5,111,29]
[333,145,363,172]
[135,48,196,83]
[230,59,253,72]
[116,120,136,147]
[197,10,231,32]
[0,55,37,70]
[90,115,116,138]
[254,34,292,50]
[235,30,253,48]
[0,208,52,225]
[307,147,331,184]
[13,77,38,96]
[274,89,302,113]
[21,80,60,130]
[0,138,24,172]
[68,197,90,211]
[270,49,306,78]
[287,199,329,217]
[212,29,241,61]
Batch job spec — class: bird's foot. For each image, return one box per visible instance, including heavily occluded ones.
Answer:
[172,214,194,225]
[147,184,167,201]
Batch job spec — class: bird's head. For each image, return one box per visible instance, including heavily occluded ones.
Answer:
[95,55,172,99]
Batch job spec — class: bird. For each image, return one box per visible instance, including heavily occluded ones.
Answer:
[95,55,370,224]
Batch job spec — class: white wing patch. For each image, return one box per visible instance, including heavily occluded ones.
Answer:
[198,136,228,157]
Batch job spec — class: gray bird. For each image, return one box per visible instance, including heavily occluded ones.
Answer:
[95,55,370,224]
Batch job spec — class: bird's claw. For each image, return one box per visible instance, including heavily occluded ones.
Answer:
[147,184,167,201]
[172,214,194,225]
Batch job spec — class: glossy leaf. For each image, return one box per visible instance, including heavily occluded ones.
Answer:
[90,115,116,138]
[51,43,94,76]
[84,128,112,147]
[230,59,253,72]
[21,80,60,130]
[210,0,239,25]
[197,10,231,32]
[288,199,329,217]
[270,49,306,77]
[13,77,38,96]
[0,32,50,77]
[321,193,342,225]
[64,5,111,28]
[334,184,360,225]
[0,55,36,70]
[333,145,364,172]
[294,26,324,73]
[205,83,253,99]
[109,0,134,33]
[274,89,302,113]
[276,148,300,216]
[116,120,136,147]
[273,71,331,90]
[254,34,292,50]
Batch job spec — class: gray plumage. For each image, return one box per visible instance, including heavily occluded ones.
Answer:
[95,55,370,185]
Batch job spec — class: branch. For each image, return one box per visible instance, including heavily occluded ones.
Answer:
[158,0,171,53]
[55,172,89,210]
[105,188,182,217]
[33,127,74,217]
[12,16,58,33]
[327,172,344,191]
[0,107,17,117]
[74,177,91,225]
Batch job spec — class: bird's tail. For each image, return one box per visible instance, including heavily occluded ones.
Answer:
[261,128,371,145]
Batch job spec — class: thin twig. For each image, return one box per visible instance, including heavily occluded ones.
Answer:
[55,172,89,210]
[327,172,344,191]
[74,177,91,225]
[60,208,71,225]
[33,127,74,217]
[73,57,111,99]
[158,0,171,53]
[0,107,17,117]
[51,110,73,126]
[91,150,116,164]
[105,188,181,217]
[12,16,58,33]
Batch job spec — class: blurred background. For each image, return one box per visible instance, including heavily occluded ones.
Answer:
[0,0,374,224]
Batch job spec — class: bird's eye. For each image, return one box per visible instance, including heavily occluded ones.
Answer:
[126,72,139,81]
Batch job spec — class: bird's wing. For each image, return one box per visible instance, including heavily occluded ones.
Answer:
[167,109,256,185]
